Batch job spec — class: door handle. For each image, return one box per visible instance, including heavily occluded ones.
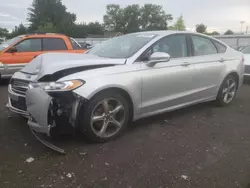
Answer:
[181,62,190,67]
[218,58,225,63]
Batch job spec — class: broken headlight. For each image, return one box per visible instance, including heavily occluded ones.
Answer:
[29,80,85,92]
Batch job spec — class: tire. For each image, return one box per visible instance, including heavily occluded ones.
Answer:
[216,74,238,106]
[79,90,130,142]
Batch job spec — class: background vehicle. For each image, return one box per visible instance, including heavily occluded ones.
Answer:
[78,42,93,49]
[0,33,87,79]
[241,45,250,78]
[8,31,244,143]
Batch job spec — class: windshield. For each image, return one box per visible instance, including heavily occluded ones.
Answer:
[242,46,250,54]
[87,33,157,58]
[0,36,21,51]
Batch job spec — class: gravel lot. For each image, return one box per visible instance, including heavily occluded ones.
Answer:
[1,79,250,188]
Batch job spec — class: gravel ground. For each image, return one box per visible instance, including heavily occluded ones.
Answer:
[1,79,250,188]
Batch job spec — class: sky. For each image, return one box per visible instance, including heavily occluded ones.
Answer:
[0,0,249,33]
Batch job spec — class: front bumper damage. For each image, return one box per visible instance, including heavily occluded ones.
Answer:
[26,88,85,154]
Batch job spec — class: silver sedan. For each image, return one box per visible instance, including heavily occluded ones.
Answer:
[8,31,244,143]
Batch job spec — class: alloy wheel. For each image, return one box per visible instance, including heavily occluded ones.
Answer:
[90,98,125,138]
[222,78,237,104]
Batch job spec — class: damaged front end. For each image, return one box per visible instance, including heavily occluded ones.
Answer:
[26,83,86,154]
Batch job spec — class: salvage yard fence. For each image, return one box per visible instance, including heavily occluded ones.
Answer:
[214,35,250,50]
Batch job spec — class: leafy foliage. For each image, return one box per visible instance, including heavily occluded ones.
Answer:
[8,24,28,38]
[140,4,173,31]
[211,31,220,35]
[27,0,76,31]
[25,0,104,37]
[205,31,220,36]
[0,28,9,38]
[169,15,186,31]
[196,23,207,33]
[224,30,234,35]
[2,1,235,39]
[103,4,124,32]
[103,4,173,33]
[173,15,186,31]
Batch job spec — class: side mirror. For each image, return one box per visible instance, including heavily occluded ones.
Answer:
[8,46,18,53]
[146,52,171,67]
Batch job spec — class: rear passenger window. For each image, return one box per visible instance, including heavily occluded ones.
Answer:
[43,38,67,51]
[191,35,217,56]
[214,41,227,53]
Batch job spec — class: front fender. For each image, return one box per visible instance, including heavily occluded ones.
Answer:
[73,75,141,117]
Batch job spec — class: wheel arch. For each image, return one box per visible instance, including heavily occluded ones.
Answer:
[225,71,239,88]
[80,86,135,121]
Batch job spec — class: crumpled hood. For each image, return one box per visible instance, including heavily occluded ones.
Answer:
[20,52,126,78]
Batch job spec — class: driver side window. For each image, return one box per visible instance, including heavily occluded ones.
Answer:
[14,39,42,52]
[142,35,188,61]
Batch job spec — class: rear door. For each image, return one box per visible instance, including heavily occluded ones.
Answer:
[2,38,42,75]
[42,38,69,53]
[187,34,226,99]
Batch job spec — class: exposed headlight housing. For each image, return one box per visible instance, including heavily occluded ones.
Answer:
[29,80,85,92]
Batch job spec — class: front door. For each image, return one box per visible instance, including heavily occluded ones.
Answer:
[2,38,42,75]
[140,34,199,115]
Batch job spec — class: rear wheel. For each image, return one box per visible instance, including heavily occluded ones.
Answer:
[79,91,130,142]
[216,75,238,106]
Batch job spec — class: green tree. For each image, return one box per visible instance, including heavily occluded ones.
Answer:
[168,25,176,31]
[196,23,207,33]
[103,4,125,32]
[173,15,186,31]
[224,30,234,35]
[140,4,173,31]
[86,22,104,35]
[0,28,9,38]
[103,4,173,33]
[123,5,141,33]
[211,31,220,35]
[205,31,220,35]
[27,0,76,32]
[68,23,88,38]
[8,24,28,38]
[36,22,58,33]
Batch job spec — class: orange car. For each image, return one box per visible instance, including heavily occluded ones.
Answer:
[0,33,86,79]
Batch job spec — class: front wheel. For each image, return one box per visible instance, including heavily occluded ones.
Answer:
[216,75,238,106]
[79,91,130,142]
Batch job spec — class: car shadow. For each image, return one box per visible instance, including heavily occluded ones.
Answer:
[130,101,214,130]
[15,101,213,155]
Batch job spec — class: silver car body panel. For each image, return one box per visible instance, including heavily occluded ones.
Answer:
[21,53,126,79]
[0,62,28,78]
[26,88,52,134]
[244,54,250,77]
[8,31,244,123]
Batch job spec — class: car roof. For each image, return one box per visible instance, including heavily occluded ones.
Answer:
[131,30,197,36]
[19,33,66,39]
